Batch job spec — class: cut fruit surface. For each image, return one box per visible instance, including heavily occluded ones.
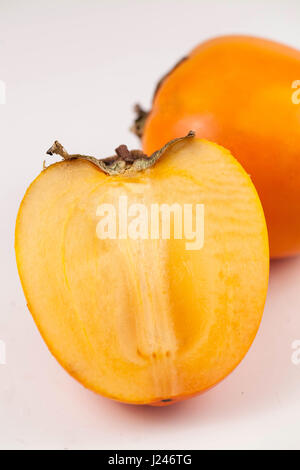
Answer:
[15,137,269,405]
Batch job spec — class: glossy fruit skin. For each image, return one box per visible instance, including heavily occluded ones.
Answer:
[142,35,300,258]
[15,138,269,406]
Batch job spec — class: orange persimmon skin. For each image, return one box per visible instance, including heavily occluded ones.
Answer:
[142,35,300,258]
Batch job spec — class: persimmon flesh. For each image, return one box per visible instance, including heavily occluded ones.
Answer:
[137,35,300,258]
[15,135,269,405]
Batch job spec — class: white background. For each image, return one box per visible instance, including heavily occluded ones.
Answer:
[1,0,300,450]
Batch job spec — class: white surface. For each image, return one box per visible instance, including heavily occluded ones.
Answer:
[1,0,300,450]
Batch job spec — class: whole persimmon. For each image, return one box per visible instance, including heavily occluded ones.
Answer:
[15,134,269,405]
[133,35,300,258]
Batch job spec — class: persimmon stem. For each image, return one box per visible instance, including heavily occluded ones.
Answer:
[131,56,188,139]
[46,131,195,176]
[130,104,149,138]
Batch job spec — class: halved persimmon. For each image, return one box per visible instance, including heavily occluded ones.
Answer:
[15,134,269,405]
